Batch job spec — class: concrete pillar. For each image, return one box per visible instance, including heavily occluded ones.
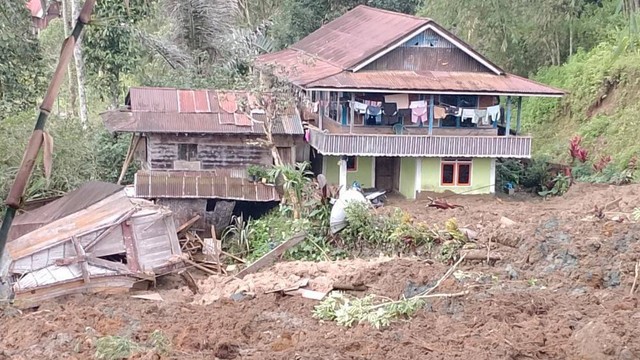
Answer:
[339,156,348,193]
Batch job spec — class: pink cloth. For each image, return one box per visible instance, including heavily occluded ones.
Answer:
[304,129,310,142]
[411,106,428,123]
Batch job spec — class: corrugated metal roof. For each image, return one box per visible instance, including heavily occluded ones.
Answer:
[305,70,565,96]
[291,5,430,69]
[102,87,304,135]
[256,49,343,87]
[134,171,280,202]
[308,127,532,158]
[9,182,124,241]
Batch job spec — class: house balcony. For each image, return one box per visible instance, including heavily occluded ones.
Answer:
[307,126,531,158]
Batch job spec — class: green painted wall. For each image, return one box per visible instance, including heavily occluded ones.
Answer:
[420,157,493,194]
[399,157,416,198]
[324,156,374,188]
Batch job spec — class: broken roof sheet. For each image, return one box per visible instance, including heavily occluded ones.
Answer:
[101,87,304,135]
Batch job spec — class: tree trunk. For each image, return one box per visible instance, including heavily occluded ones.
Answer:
[61,0,77,117]
[71,0,89,128]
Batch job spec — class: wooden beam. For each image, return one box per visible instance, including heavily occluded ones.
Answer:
[176,215,201,234]
[72,236,90,283]
[86,256,131,274]
[84,208,136,250]
[505,96,512,137]
[428,95,434,135]
[236,232,306,279]
[117,134,137,185]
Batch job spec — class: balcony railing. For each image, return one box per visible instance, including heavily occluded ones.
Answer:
[308,127,531,158]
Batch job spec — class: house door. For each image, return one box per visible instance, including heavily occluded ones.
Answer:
[375,157,400,191]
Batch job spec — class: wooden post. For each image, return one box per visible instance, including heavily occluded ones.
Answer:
[505,96,512,137]
[349,93,355,134]
[318,91,324,130]
[0,0,97,260]
[72,236,90,284]
[337,92,343,125]
[117,134,139,185]
[516,97,523,135]
[428,95,434,135]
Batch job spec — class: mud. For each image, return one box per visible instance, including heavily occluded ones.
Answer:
[2,183,640,359]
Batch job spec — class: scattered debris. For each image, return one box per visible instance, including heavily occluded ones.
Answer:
[460,250,502,262]
[265,278,310,294]
[176,215,201,234]
[236,232,307,279]
[427,197,464,210]
[179,270,199,295]
[499,216,517,228]
[131,292,164,301]
[332,283,368,291]
[287,288,328,300]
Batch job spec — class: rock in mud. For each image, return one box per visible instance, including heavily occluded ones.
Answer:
[603,270,621,288]
[572,320,622,360]
[505,264,519,280]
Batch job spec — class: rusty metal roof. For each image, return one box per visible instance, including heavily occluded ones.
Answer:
[256,49,343,86]
[291,5,430,70]
[304,70,565,96]
[134,171,280,202]
[102,87,304,135]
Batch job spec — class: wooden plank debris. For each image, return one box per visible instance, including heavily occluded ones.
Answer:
[131,292,163,301]
[427,197,463,210]
[332,283,368,291]
[285,289,328,300]
[176,215,201,233]
[179,270,199,295]
[71,236,90,284]
[236,232,307,279]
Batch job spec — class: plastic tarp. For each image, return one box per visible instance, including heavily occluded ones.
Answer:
[329,189,368,234]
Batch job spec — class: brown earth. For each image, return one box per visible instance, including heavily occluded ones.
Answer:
[2,182,640,359]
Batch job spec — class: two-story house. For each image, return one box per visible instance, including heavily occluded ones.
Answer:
[100,86,306,232]
[258,5,564,199]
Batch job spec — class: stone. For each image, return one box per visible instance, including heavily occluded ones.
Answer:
[505,264,519,280]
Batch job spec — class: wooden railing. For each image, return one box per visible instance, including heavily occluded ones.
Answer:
[308,127,531,158]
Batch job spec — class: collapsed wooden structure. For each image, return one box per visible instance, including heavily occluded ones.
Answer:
[0,182,183,306]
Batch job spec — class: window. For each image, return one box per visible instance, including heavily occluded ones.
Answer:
[441,159,472,186]
[346,156,357,171]
[178,144,197,161]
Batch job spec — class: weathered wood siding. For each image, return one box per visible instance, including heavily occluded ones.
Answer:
[363,29,492,73]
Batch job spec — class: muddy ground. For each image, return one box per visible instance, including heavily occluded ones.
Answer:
[2,183,640,359]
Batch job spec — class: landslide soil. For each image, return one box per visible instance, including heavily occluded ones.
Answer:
[2,183,640,360]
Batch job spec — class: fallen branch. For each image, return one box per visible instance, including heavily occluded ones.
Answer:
[460,250,502,262]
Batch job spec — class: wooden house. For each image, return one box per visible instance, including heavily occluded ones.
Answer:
[100,87,306,231]
[257,5,565,198]
[0,182,183,306]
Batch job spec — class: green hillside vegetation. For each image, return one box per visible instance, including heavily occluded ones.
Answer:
[523,40,640,172]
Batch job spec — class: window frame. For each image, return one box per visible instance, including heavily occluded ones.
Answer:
[440,159,472,187]
[178,143,198,161]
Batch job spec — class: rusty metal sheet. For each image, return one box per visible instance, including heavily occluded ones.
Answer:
[290,5,429,69]
[129,87,178,112]
[305,70,564,96]
[193,90,210,112]
[256,49,344,86]
[134,171,279,202]
[307,127,532,158]
[178,90,196,112]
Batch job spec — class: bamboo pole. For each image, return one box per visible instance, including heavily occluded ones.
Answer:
[0,0,97,260]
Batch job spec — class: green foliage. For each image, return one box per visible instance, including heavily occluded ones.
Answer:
[148,329,172,356]
[539,174,571,197]
[95,132,138,184]
[313,292,424,329]
[0,1,46,115]
[247,164,269,181]
[84,0,151,105]
[271,0,421,48]
[95,336,139,360]
[340,202,436,253]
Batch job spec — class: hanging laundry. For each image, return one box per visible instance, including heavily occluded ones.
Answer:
[351,101,368,114]
[312,102,319,113]
[411,106,428,124]
[486,105,500,125]
[383,102,397,115]
[304,129,310,142]
[410,100,427,109]
[444,105,462,117]
[364,99,382,107]
[384,94,410,109]
[434,105,447,120]
[461,108,475,122]
[366,106,382,125]
[472,109,487,124]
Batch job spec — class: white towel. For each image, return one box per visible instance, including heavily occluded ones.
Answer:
[461,108,475,121]
[384,94,410,109]
[487,105,500,124]
[351,101,368,114]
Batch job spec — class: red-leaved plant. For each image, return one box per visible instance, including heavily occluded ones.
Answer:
[569,135,588,163]
[593,155,612,173]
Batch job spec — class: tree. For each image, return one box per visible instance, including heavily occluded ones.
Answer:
[83,0,150,107]
[0,1,46,116]
[71,0,88,127]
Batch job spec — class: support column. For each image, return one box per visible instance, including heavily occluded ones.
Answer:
[318,91,324,130]
[490,158,496,194]
[428,95,434,135]
[350,93,355,134]
[516,96,523,135]
[505,96,512,137]
[337,92,343,125]
[339,156,348,193]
